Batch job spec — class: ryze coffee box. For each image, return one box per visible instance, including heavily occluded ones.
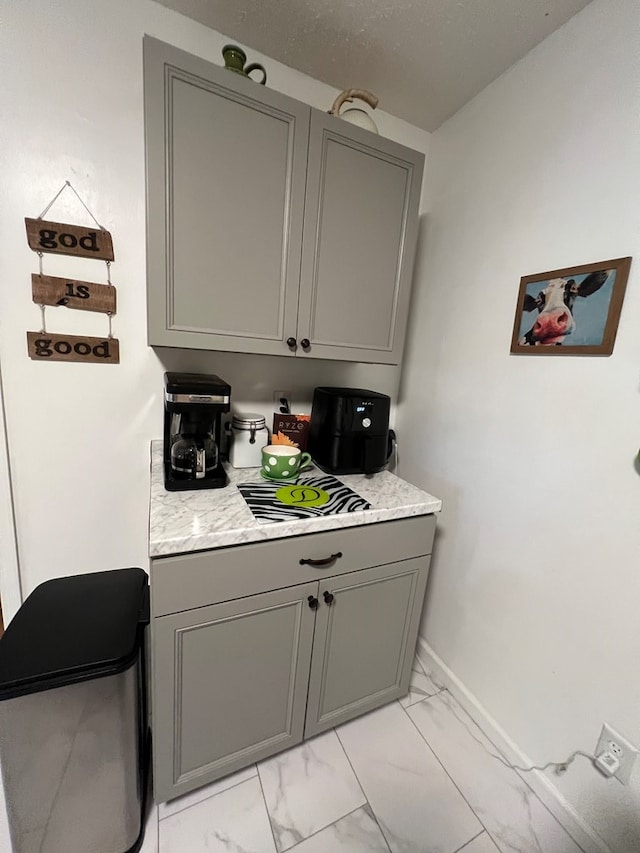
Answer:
[272,413,310,451]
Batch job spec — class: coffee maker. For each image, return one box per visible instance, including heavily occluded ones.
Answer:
[163,372,231,491]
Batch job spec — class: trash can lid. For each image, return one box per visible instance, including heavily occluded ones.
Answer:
[0,568,149,700]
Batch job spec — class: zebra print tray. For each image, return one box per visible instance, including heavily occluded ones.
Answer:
[237,475,371,524]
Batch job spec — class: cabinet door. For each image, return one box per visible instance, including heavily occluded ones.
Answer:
[305,557,430,737]
[144,37,309,355]
[298,112,424,364]
[153,582,317,802]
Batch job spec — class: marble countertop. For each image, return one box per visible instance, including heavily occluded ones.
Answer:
[149,441,441,557]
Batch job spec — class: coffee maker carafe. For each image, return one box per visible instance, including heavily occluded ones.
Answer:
[163,372,231,490]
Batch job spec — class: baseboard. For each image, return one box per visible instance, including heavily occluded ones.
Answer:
[416,638,610,853]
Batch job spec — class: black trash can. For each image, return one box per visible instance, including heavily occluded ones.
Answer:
[0,568,150,853]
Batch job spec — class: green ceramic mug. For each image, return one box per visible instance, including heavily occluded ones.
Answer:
[261,444,311,480]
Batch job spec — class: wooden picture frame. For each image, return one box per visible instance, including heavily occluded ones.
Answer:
[510,256,631,356]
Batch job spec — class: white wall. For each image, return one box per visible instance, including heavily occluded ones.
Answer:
[0,368,21,623]
[0,0,429,603]
[397,0,640,849]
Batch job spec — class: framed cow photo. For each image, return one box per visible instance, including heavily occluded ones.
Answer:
[510,256,632,355]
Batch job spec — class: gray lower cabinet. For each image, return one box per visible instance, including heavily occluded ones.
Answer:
[153,583,317,802]
[151,516,436,803]
[144,36,424,364]
[304,557,430,737]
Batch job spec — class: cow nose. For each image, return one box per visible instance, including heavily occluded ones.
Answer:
[532,310,572,342]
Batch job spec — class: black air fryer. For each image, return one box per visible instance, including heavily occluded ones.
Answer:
[309,387,391,475]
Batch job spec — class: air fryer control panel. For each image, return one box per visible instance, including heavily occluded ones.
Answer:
[351,399,377,431]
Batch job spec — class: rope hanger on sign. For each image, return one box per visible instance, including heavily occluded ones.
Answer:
[37,180,107,229]
[34,180,115,340]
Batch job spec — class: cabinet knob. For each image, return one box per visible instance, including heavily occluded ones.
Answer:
[300,338,310,350]
[323,590,334,606]
[307,595,319,610]
[287,337,297,349]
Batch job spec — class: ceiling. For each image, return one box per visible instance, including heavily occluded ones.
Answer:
[153,0,592,131]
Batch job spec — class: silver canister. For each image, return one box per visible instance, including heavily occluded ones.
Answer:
[228,412,268,468]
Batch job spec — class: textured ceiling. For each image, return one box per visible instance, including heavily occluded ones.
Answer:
[153,0,592,131]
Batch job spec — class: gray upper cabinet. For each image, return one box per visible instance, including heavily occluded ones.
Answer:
[297,113,424,364]
[144,37,424,364]
[144,37,309,356]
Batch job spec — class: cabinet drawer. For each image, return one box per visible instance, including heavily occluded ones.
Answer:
[152,514,436,616]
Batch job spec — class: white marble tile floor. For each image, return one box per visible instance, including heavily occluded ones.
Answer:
[258,729,366,851]
[145,658,585,853]
[399,656,446,708]
[159,776,276,853]
[407,691,583,853]
[159,764,258,821]
[288,805,389,853]
[336,699,482,852]
[458,833,501,853]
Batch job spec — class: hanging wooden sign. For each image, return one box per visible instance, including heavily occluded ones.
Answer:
[25,218,114,261]
[31,274,117,314]
[27,332,120,364]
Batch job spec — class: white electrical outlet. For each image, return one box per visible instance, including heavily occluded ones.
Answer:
[595,724,638,785]
[273,390,292,410]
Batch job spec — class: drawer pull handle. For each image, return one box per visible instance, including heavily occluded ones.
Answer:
[323,590,334,606]
[307,595,319,610]
[300,552,342,568]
